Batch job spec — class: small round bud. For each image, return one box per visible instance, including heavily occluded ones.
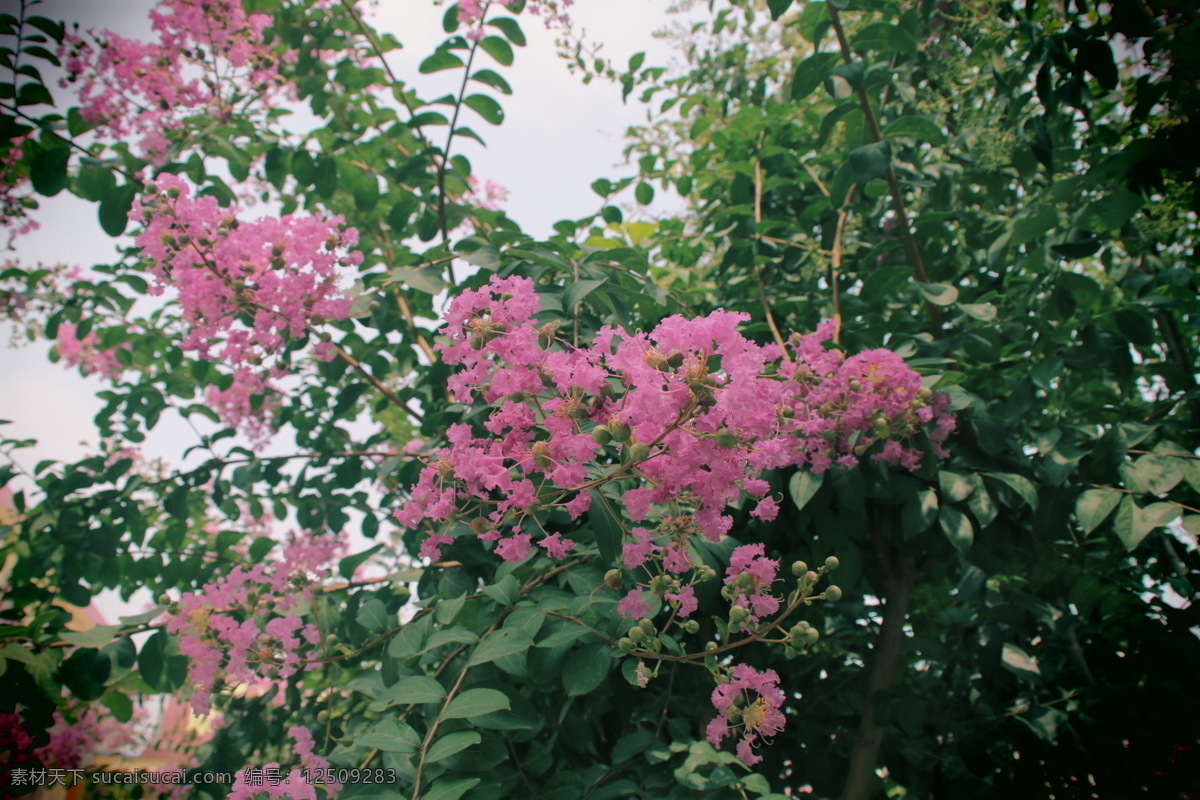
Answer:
[824,556,840,572]
[604,569,623,590]
[157,593,171,605]
[324,634,338,646]
[592,426,613,445]
[824,585,843,603]
[618,637,636,652]
[714,429,738,448]
[316,710,329,723]
[849,379,862,392]
[791,560,809,577]
[683,619,700,634]
[166,186,181,199]
[917,386,933,400]
[610,422,632,443]
[729,605,750,624]
[705,641,718,652]
[649,575,671,596]
[638,617,656,636]
[802,570,820,586]
[628,442,651,462]
[628,626,647,644]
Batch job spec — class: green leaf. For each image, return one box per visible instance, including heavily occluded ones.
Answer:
[635,181,654,204]
[884,116,947,145]
[853,22,918,54]
[767,0,793,20]
[420,50,464,74]
[16,82,52,107]
[901,489,939,538]
[359,720,421,753]
[30,147,69,196]
[563,642,611,696]
[370,675,446,711]
[464,93,504,125]
[58,624,119,649]
[479,36,514,67]
[441,688,512,720]
[939,505,973,553]
[1076,488,1121,534]
[1119,454,1183,495]
[468,628,534,667]
[471,69,512,95]
[99,185,137,237]
[788,471,824,511]
[563,279,605,311]
[916,282,959,306]
[425,730,481,764]
[938,471,975,503]
[1001,642,1041,680]
[848,141,891,182]
[481,574,519,607]
[791,52,839,101]
[588,489,625,566]
[488,16,526,46]
[390,266,447,295]
[985,472,1038,510]
[356,599,390,632]
[314,154,337,199]
[421,777,481,800]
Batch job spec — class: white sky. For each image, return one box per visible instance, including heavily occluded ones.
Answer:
[1,0,695,473]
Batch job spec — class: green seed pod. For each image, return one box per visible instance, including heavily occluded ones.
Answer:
[824,556,840,571]
[166,185,181,199]
[802,570,820,587]
[714,429,738,448]
[628,442,651,462]
[638,617,657,636]
[804,628,820,645]
[683,619,700,634]
[610,422,632,443]
[628,626,647,644]
[650,575,671,596]
[729,605,750,624]
[618,637,636,652]
[791,560,809,577]
[592,426,613,445]
[604,568,623,590]
[825,585,843,603]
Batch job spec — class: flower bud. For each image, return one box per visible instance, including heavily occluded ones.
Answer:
[628,442,651,462]
[824,556,840,572]
[166,185,181,199]
[802,570,820,587]
[592,426,612,445]
[618,637,636,652]
[705,641,718,652]
[714,429,738,448]
[682,619,700,634]
[849,379,862,391]
[628,626,647,644]
[610,422,632,443]
[638,617,656,636]
[791,560,808,577]
[729,605,750,624]
[649,575,671,596]
[824,585,843,602]
[665,351,685,370]
[604,568,623,590]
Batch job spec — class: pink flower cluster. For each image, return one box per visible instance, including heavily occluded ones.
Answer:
[0,134,39,245]
[706,664,787,766]
[60,0,291,158]
[395,274,954,563]
[55,321,125,381]
[456,0,574,41]
[165,534,343,715]
[132,174,361,443]
[228,727,338,800]
[724,544,780,628]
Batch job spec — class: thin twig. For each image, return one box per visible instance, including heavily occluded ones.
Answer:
[752,145,791,360]
[825,5,944,332]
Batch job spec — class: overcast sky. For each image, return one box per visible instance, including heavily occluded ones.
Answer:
[1,0,694,474]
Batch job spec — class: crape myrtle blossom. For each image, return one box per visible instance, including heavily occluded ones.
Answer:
[59,0,292,159]
[164,533,343,715]
[228,726,340,800]
[394,274,955,563]
[706,664,787,767]
[54,320,126,381]
[132,174,362,444]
